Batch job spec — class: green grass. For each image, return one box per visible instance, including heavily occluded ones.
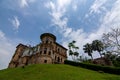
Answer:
[0,64,120,80]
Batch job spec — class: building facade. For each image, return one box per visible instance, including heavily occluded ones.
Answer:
[8,33,67,68]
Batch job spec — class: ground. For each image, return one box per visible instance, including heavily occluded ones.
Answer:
[0,64,120,80]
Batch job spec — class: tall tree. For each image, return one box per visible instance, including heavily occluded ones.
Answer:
[102,28,120,56]
[92,40,104,58]
[68,40,79,61]
[83,43,93,60]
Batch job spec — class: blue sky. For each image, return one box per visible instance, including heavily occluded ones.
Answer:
[0,0,120,70]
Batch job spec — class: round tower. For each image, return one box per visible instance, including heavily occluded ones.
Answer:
[39,33,56,63]
[40,33,56,43]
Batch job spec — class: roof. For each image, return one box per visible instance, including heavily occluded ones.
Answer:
[16,43,28,48]
[55,42,68,50]
[40,33,56,41]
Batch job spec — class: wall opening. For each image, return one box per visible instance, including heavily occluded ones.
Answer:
[44,60,47,63]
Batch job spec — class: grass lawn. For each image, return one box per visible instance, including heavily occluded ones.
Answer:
[0,64,120,80]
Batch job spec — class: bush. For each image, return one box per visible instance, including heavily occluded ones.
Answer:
[64,60,120,75]
[113,60,120,67]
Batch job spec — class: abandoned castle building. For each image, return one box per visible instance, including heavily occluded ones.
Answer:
[8,33,67,68]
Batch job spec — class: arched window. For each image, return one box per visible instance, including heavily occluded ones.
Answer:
[57,57,60,63]
[44,48,47,54]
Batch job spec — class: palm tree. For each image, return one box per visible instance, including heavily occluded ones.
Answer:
[68,40,79,61]
[92,40,104,58]
[83,43,93,60]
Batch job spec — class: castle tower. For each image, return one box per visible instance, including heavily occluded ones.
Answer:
[39,33,56,63]
[39,33,67,64]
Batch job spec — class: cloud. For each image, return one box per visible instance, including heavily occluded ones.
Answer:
[100,0,120,29]
[89,0,107,14]
[0,31,6,40]
[72,5,77,11]
[46,0,120,59]
[45,0,71,29]
[10,16,20,31]
[0,30,28,70]
[0,30,16,70]
[85,0,108,18]
[45,0,99,58]
[19,0,36,8]
[20,0,28,8]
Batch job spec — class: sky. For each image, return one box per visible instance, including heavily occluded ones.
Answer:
[0,0,120,70]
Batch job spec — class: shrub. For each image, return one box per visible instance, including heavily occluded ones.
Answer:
[64,60,120,75]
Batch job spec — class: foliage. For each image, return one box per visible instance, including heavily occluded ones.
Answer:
[65,60,120,75]
[0,64,120,80]
[83,40,104,60]
[83,43,93,60]
[68,40,79,61]
[101,28,120,67]
[92,40,104,58]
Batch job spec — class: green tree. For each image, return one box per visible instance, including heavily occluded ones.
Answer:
[83,43,93,60]
[92,40,104,58]
[68,40,79,61]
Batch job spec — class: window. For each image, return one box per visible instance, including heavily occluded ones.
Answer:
[40,51,42,54]
[18,55,21,58]
[46,38,49,43]
[50,41,52,44]
[44,48,47,54]
[44,51,46,54]
[55,56,56,60]
[57,57,60,62]
[48,51,51,55]
[44,60,47,63]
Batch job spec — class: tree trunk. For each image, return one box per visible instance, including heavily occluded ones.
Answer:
[99,52,102,58]
[91,55,94,61]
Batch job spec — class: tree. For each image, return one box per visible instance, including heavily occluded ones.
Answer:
[101,28,120,67]
[83,43,93,60]
[68,40,79,61]
[92,40,104,58]
[102,28,120,56]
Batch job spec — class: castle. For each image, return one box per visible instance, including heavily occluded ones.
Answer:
[8,33,67,68]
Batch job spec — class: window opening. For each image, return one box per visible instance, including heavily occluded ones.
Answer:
[44,60,47,63]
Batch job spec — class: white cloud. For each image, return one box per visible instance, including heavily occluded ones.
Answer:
[89,0,107,14]
[85,0,108,18]
[0,31,6,40]
[72,5,77,11]
[10,16,20,31]
[46,0,120,60]
[100,0,120,29]
[19,0,36,8]
[0,30,16,70]
[0,30,28,70]
[45,0,99,59]
[20,0,28,8]
[45,0,71,29]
